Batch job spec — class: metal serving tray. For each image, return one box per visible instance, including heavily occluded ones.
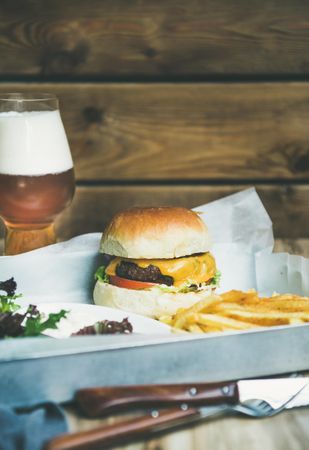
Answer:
[1,324,309,407]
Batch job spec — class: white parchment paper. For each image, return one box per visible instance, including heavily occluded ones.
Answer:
[0,187,308,304]
[0,234,102,304]
[193,187,275,293]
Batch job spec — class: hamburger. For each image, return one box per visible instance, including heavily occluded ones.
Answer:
[93,207,219,318]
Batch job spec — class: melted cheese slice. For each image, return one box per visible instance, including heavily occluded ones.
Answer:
[105,252,216,287]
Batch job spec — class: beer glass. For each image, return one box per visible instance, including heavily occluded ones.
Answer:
[0,93,75,255]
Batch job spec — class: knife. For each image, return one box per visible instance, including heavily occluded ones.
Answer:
[45,406,220,450]
[46,378,309,450]
[75,378,309,417]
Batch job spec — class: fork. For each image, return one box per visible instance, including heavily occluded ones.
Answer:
[166,380,309,420]
[233,382,309,418]
[45,384,308,450]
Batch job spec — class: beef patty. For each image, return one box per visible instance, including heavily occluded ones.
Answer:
[116,261,173,286]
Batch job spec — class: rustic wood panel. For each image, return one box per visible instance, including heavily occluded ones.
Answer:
[274,239,309,257]
[1,185,307,239]
[2,83,309,181]
[1,0,309,77]
[1,238,309,257]
[49,184,309,239]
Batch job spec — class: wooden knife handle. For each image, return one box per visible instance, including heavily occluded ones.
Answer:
[75,382,238,417]
[44,407,201,450]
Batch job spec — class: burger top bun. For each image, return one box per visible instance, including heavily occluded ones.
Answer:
[100,206,211,259]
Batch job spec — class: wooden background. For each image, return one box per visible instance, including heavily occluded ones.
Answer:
[0,0,308,249]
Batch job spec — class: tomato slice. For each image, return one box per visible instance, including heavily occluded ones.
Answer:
[109,275,157,290]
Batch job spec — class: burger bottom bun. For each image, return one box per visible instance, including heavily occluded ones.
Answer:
[93,280,214,318]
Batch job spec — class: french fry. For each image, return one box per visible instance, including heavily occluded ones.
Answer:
[214,300,309,314]
[159,315,174,326]
[187,324,205,333]
[218,309,309,326]
[199,325,222,333]
[289,319,305,325]
[220,290,258,303]
[192,313,258,330]
[172,294,221,329]
[160,290,309,334]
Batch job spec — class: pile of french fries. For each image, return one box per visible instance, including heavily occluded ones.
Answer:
[160,290,309,333]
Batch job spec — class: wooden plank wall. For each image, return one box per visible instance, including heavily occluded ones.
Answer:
[0,0,308,244]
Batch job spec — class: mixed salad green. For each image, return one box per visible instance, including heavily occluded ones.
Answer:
[0,277,133,338]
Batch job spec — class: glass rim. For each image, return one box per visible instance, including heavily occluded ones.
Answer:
[0,93,57,102]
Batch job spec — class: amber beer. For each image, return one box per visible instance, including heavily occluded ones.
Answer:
[0,169,75,227]
[0,93,75,254]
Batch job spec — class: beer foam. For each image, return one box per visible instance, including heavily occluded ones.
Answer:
[0,110,73,175]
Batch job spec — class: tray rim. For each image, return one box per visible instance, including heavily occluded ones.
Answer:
[2,321,309,363]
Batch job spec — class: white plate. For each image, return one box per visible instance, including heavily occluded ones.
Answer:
[27,302,171,338]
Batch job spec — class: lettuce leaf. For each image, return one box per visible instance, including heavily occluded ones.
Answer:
[210,270,221,286]
[0,295,21,313]
[154,270,221,293]
[23,309,69,337]
[95,265,110,283]
[0,278,22,313]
